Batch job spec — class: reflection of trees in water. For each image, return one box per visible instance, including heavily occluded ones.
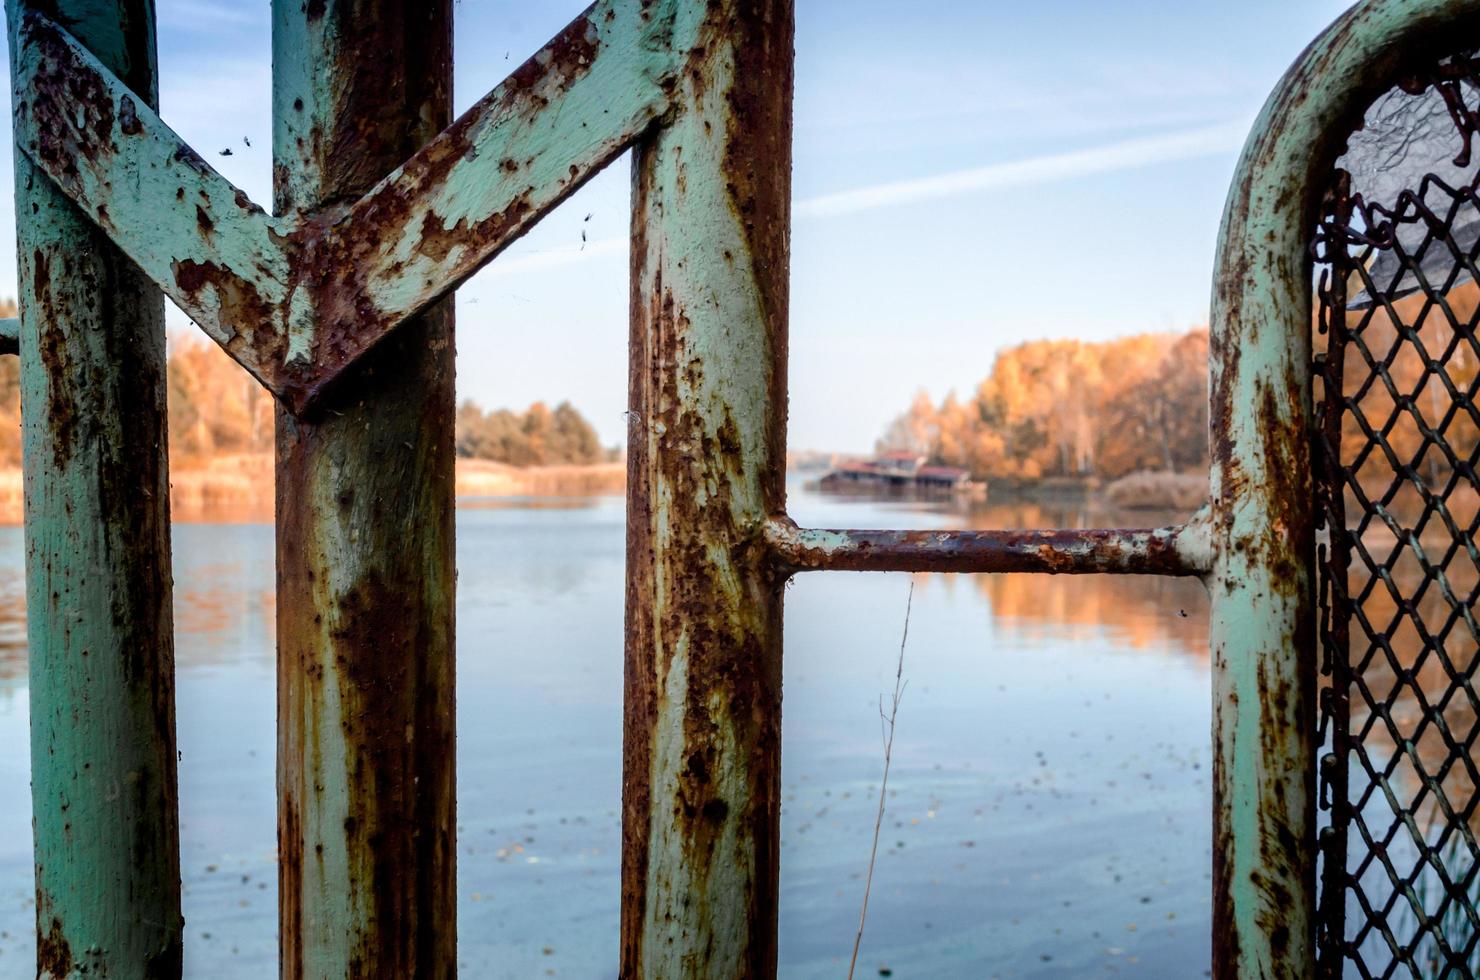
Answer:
[907,500,1210,658]
[170,570,276,669]
[1323,284,1480,840]
[0,560,276,685]
[0,566,24,690]
[1314,159,1480,970]
[967,573,1206,656]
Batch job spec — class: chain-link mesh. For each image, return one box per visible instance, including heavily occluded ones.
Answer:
[1314,55,1480,980]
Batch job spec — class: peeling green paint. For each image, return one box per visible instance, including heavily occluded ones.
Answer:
[10,0,1479,975]
[270,2,458,977]
[1208,1,1480,976]
[622,2,793,975]
[6,2,182,978]
[10,6,292,388]
[9,0,699,413]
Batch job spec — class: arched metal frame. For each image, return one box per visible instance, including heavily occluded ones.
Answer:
[1212,1,1480,975]
[4,0,1476,977]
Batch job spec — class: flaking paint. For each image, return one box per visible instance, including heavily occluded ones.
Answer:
[765,511,1213,577]
[1207,1,1480,975]
[10,0,1480,976]
[6,2,183,977]
[9,0,705,414]
[271,2,457,977]
[622,1,793,975]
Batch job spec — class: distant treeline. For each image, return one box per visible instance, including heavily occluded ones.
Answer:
[171,336,613,466]
[0,328,612,469]
[455,399,608,466]
[879,329,1209,482]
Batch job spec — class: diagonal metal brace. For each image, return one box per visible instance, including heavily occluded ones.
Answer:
[286,0,683,406]
[10,0,689,412]
[10,5,293,391]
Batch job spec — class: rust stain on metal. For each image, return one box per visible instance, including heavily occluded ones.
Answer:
[765,519,1211,577]
[622,2,793,975]
[720,0,793,358]
[273,1,457,976]
[24,0,1480,975]
[22,16,117,175]
[170,257,282,361]
[29,249,78,470]
[280,8,613,408]
[35,894,72,980]
[11,1,685,414]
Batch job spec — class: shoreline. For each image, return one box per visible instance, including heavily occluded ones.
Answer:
[0,455,628,526]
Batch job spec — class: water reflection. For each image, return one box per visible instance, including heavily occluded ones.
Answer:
[0,490,1455,976]
[0,562,25,697]
[0,493,1202,976]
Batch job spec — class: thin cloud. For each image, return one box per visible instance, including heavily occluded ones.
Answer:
[480,119,1251,277]
[794,119,1250,218]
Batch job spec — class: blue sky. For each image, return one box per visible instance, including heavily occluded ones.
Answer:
[0,0,1353,450]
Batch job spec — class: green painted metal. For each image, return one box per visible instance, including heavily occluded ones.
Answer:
[8,0,694,412]
[270,2,457,977]
[287,0,685,402]
[1207,1,1480,976]
[9,6,291,392]
[10,0,1480,975]
[5,2,182,978]
[622,2,792,974]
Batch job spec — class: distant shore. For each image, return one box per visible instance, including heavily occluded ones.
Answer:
[0,458,1213,525]
[0,454,627,525]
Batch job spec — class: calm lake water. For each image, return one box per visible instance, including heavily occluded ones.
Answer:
[0,485,1213,978]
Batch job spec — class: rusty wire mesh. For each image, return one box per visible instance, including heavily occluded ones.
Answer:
[1314,54,1480,979]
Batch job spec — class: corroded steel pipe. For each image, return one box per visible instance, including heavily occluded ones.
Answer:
[1207,1,1480,975]
[622,1,794,975]
[272,2,456,976]
[766,514,1213,577]
[6,2,183,976]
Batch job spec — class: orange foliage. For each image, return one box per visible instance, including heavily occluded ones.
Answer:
[880,328,1210,481]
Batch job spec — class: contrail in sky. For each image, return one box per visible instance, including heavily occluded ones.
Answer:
[794,118,1249,217]
[485,119,1250,279]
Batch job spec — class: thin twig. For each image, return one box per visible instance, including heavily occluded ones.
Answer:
[848,579,913,980]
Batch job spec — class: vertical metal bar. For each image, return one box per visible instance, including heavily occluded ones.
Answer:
[1208,60,1320,980]
[622,1,794,976]
[1207,211,1318,969]
[271,2,455,976]
[6,2,182,977]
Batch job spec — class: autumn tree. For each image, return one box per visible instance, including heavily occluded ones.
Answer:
[455,399,605,466]
[879,328,1210,482]
[167,332,273,460]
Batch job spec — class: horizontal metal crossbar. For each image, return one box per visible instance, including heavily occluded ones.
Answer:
[11,0,691,412]
[765,511,1213,577]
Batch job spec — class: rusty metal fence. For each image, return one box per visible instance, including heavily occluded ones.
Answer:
[4,0,1479,977]
[1314,47,1480,979]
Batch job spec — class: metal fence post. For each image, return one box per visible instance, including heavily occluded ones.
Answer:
[5,1,182,976]
[623,2,794,975]
[1207,2,1480,975]
[271,2,456,976]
